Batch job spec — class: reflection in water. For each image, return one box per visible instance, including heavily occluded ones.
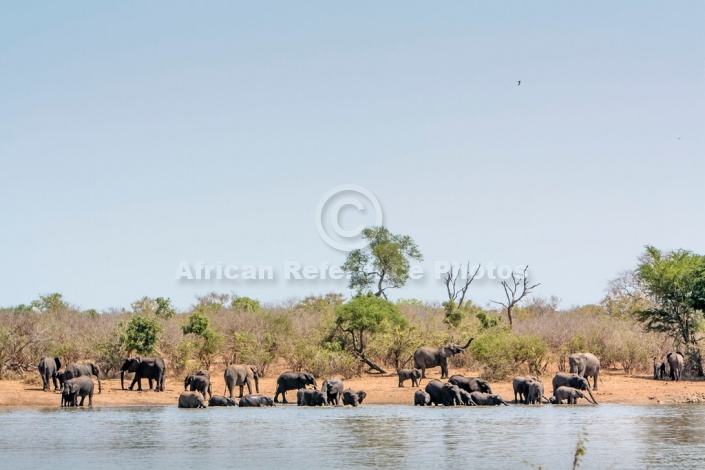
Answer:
[1,404,705,469]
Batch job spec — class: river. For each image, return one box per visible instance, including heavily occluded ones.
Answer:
[1,404,704,469]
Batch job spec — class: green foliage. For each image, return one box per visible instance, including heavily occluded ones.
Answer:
[336,294,407,338]
[635,246,705,346]
[31,293,68,312]
[131,296,157,315]
[470,329,549,380]
[231,296,261,312]
[442,301,464,328]
[342,226,422,298]
[154,297,176,319]
[121,315,162,355]
[182,312,211,336]
[476,310,500,329]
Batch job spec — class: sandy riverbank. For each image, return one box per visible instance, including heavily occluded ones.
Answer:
[4,366,705,407]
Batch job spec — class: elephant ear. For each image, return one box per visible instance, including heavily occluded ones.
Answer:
[439,346,454,358]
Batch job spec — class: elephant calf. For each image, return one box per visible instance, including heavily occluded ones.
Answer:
[397,368,422,387]
[239,394,275,407]
[209,395,237,407]
[178,391,207,408]
[61,376,94,407]
[458,390,477,406]
[297,389,327,406]
[342,389,366,407]
[513,376,543,404]
[414,390,431,406]
[184,374,212,399]
[553,386,596,405]
[470,392,508,406]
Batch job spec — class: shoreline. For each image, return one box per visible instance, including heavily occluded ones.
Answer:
[4,368,705,407]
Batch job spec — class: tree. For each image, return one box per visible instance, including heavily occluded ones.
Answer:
[121,316,162,355]
[182,311,221,369]
[31,293,69,312]
[335,293,408,373]
[231,296,261,312]
[342,226,422,299]
[442,263,481,327]
[635,246,705,347]
[601,271,652,318]
[154,297,176,319]
[490,266,540,328]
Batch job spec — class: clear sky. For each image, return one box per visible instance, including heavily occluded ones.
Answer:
[1,1,703,311]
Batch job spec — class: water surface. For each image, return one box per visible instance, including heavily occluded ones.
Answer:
[1,404,703,469]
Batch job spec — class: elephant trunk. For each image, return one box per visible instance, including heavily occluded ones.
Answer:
[120,370,125,390]
[585,387,598,404]
[254,373,260,394]
[460,338,474,350]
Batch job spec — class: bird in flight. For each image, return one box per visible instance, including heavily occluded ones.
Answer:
[517,80,521,86]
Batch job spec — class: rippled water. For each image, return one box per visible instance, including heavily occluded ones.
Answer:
[1,404,704,469]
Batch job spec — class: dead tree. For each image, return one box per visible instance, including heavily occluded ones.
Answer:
[491,266,540,328]
[444,262,481,310]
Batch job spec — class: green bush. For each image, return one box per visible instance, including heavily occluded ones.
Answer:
[470,329,549,380]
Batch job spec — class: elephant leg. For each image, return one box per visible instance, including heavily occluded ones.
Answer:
[440,359,448,379]
[79,395,85,406]
[593,374,598,390]
[420,367,426,379]
[239,384,245,399]
[148,378,154,390]
[282,391,289,404]
[245,378,253,395]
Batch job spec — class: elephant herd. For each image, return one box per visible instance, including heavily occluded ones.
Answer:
[38,355,167,408]
[178,371,367,409]
[653,352,685,381]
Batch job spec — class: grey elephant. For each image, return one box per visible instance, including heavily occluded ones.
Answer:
[470,392,508,406]
[458,390,477,406]
[425,379,463,406]
[223,364,259,399]
[274,372,317,403]
[297,389,327,406]
[209,395,237,406]
[64,362,102,394]
[414,390,431,406]
[448,375,493,394]
[184,374,212,399]
[653,357,667,380]
[667,351,685,381]
[553,386,596,404]
[527,380,546,405]
[321,378,344,405]
[178,391,207,408]
[569,352,601,390]
[239,394,275,407]
[512,376,542,404]
[552,373,598,404]
[120,357,166,392]
[413,338,473,378]
[342,388,366,407]
[38,357,62,391]
[61,376,94,407]
[397,368,422,387]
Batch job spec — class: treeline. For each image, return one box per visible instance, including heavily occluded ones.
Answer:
[0,291,671,382]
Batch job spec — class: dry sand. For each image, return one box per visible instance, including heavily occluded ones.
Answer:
[4,365,705,408]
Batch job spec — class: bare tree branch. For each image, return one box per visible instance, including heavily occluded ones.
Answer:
[490,266,540,327]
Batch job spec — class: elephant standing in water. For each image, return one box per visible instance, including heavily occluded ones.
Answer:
[321,378,344,405]
[120,357,166,392]
[414,390,431,406]
[342,389,366,407]
[209,395,237,406]
[297,389,327,406]
[449,375,492,394]
[568,352,601,390]
[223,364,259,399]
[239,394,275,407]
[667,351,685,381]
[425,380,463,406]
[274,372,317,403]
[469,392,508,406]
[178,391,207,408]
[64,362,102,394]
[414,338,473,379]
[38,357,61,391]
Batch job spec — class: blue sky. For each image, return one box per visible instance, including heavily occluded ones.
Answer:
[1,1,703,311]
